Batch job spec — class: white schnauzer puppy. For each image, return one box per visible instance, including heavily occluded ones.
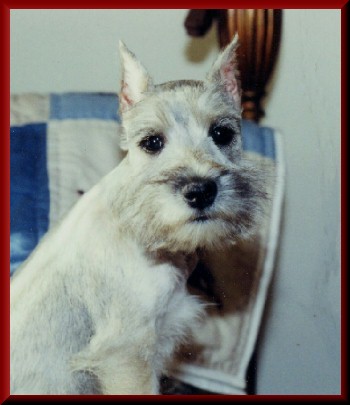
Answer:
[10,35,264,394]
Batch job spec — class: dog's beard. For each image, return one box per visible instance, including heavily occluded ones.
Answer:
[113,161,266,253]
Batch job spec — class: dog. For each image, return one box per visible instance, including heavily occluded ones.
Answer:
[10,34,264,394]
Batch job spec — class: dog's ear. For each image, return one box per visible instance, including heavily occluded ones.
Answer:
[207,33,241,110]
[119,41,153,113]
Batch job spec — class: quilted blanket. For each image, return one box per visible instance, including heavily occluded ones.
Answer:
[10,93,284,394]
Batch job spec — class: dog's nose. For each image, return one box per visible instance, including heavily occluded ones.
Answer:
[183,180,218,210]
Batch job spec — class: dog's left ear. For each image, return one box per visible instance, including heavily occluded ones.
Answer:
[207,33,241,110]
[119,41,153,113]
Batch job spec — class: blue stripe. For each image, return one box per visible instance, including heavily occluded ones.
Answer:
[242,120,276,160]
[10,124,50,274]
[50,93,120,121]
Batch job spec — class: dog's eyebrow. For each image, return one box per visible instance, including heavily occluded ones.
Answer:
[132,126,166,141]
[211,114,241,126]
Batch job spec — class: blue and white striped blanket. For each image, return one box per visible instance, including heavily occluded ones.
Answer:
[11,93,121,274]
[10,92,284,394]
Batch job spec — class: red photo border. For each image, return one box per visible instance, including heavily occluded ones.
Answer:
[1,2,348,402]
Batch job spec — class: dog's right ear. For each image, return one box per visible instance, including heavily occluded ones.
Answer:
[206,33,241,110]
[119,41,153,114]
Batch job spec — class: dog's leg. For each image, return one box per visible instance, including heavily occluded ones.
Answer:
[71,346,159,394]
[70,319,161,395]
[99,354,158,394]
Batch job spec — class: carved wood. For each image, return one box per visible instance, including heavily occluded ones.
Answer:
[216,9,282,122]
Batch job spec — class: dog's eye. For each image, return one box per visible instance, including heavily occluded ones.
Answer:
[209,125,236,147]
[139,134,165,154]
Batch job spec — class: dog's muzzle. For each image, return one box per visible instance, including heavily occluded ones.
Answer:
[182,179,218,210]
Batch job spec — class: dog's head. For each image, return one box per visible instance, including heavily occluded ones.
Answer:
[115,36,265,253]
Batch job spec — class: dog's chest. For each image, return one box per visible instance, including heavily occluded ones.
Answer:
[117,249,201,365]
[125,252,197,321]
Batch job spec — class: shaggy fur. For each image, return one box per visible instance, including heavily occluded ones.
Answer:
[10,35,264,394]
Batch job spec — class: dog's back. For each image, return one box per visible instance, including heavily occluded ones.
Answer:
[11,276,98,394]
[10,230,101,394]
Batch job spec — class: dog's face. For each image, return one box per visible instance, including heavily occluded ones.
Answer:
[115,38,264,252]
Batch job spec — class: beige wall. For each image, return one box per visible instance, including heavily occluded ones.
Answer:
[10,9,219,93]
[258,9,341,394]
[10,9,341,394]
